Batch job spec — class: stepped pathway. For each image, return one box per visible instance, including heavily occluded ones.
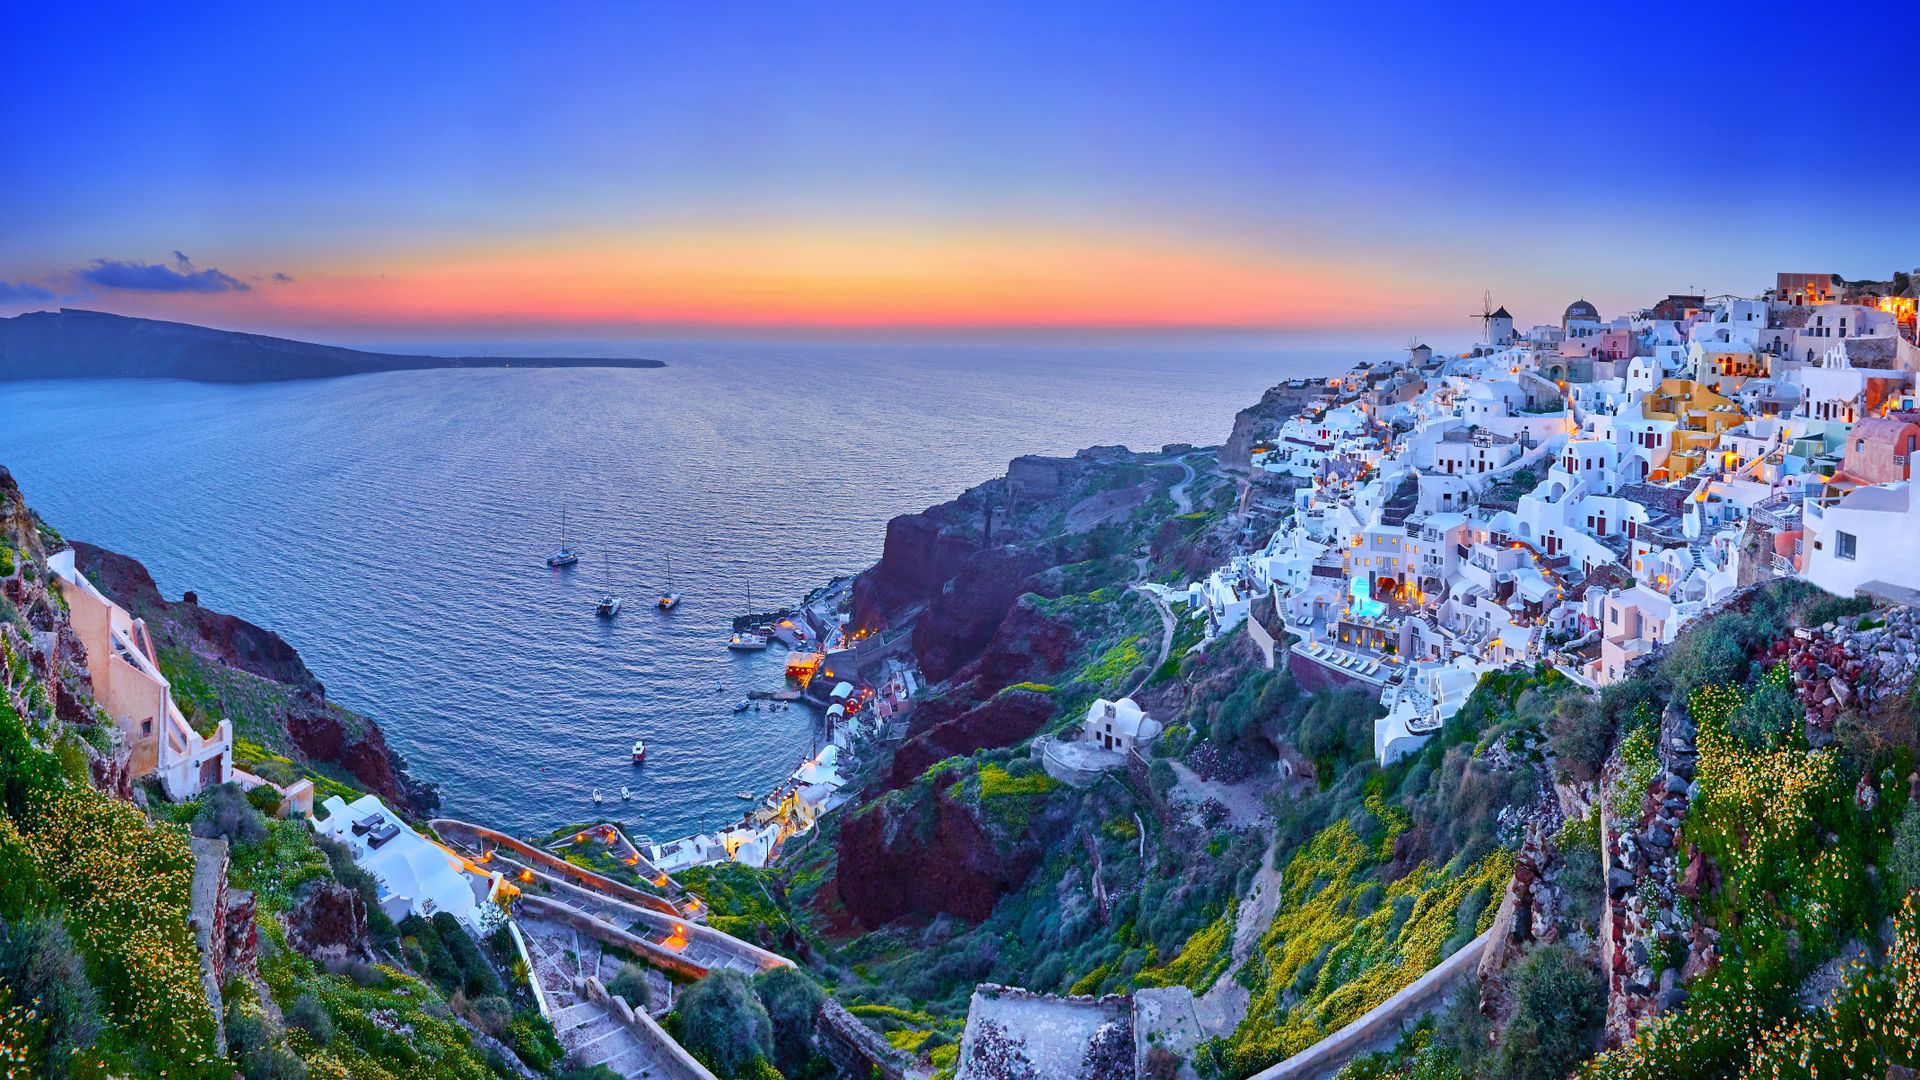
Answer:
[520,920,697,1078]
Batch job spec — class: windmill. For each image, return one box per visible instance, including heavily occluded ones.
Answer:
[1403,335,1422,361]
[1470,290,1498,341]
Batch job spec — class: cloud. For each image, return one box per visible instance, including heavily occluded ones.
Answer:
[271,271,295,283]
[76,253,250,293]
[0,280,56,303]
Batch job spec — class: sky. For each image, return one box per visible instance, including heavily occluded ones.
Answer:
[3,1,1917,347]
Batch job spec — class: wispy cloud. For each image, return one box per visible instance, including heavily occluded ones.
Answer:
[0,280,56,303]
[271,271,295,283]
[76,252,250,293]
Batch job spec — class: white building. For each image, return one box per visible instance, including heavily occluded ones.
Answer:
[1082,697,1162,755]
[314,794,485,928]
[1803,481,1920,598]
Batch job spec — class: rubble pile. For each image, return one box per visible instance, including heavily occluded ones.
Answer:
[1772,606,1920,738]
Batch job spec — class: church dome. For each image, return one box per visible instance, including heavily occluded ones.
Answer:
[1564,299,1600,323]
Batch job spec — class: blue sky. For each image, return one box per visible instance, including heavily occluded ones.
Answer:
[2,1,1915,343]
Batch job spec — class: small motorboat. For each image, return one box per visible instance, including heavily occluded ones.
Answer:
[732,699,751,713]
[658,592,682,611]
[620,786,633,801]
[735,790,755,800]
[592,788,605,804]
[631,739,647,764]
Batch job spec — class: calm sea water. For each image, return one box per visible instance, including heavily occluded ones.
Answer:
[0,341,1359,837]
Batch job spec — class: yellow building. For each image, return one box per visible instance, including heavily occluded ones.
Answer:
[1641,379,1744,481]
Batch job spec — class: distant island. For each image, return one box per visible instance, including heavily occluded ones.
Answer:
[0,308,665,383]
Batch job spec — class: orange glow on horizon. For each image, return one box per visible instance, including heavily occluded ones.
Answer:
[116,225,1448,333]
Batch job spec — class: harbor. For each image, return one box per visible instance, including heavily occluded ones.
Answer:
[620,574,924,875]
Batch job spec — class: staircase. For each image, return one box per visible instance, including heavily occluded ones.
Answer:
[521,923,690,1079]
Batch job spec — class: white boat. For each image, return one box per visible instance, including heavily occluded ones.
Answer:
[596,552,621,618]
[620,786,633,801]
[735,790,755,800]
[547,507,580,567]
[726,579,770,650]
[733,699,751,712]
[592,788,604,804]
[631,739,647,764]
[658,553,683,610]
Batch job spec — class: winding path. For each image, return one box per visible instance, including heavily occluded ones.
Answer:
[1158,455,1199,514]
[1127,584,1177,699]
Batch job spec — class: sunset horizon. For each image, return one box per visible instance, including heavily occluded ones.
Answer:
[7,3,1916,344]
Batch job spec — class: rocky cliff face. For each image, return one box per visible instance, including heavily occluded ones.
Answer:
[70,541,432,814]
[834,768,1045,926]
[888,687,1057,788]
[1220,382,1323,473]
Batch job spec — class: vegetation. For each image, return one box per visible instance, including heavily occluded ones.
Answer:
[676,969,776,1079]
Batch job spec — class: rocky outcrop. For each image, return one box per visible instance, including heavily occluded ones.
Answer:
[1600,698,1701,1046]
[889,688,1057,787]
[1773,605,1920,740]
[74,541,319,691]
[70,541,433,813]
[834,771,1043,927]
[285,880,371,962]
[1221,382,1324,473]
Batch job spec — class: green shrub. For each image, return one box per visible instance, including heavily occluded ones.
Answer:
[608,963,651,1009]
[678,969,775,1078]
[754,966,826,1076]
[0,914,101,1075]
[1490,944,1603,1080]
[285,991,333,1045]
[192,783,267,845]
[1892,803,1920,895]
[246,784,285,816]
[468,994,512,1038]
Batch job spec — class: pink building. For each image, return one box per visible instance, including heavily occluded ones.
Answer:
[1836,417,1920,486]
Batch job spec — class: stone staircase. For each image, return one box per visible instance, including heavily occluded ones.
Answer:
[522,922,687,1079]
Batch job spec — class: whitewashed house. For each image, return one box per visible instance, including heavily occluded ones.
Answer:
[1082,697,1162,755]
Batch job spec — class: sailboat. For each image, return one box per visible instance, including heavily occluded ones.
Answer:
[547,507,581,568]
[657,552,683,611]
[596,552,622,618]
[726,578,769,651]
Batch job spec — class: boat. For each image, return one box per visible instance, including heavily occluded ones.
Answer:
[732,699,751,713]
[547,507,580,567]
[658,553,682,610]
[592,788,604,804]
[735,790,755,800]
[620,786,633,801]
[630,739,647,764]
[596,553,622,618]
[725,579,771,650]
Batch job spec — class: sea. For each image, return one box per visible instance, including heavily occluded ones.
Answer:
[0,340,1364,839]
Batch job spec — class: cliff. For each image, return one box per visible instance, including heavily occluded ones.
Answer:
[1219,380,1324,473]
[0,308,664,383]
[70,539,433,813]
